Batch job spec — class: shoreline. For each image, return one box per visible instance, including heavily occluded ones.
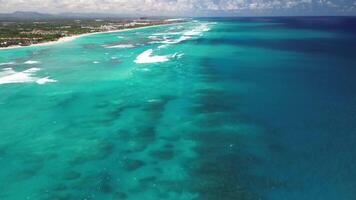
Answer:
[0,23,180,51]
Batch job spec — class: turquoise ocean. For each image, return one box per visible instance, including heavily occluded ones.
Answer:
[1,17,356,200]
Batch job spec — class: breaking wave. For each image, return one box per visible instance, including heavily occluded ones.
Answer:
[148,22,212,46]
[134,49,170,64]
[24,60,41,65]
[0,62,16,66]
[0,68,56,85]
[105,44,135,49]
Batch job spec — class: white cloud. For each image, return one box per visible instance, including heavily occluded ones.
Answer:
[0,0,354,15]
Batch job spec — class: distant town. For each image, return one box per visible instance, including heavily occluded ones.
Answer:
[0,17,183,48]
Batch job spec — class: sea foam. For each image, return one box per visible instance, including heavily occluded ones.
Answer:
[36,77,57,85]
[24,60,41,65]
[162,36,191,44]
[0,62,16,66]
[105,44,135,49]
[152,32,182,36]
[0,68,37,84]
[0,68,56,85]
[148,22,211,46]
[184,23,211,36]
[134,49,170,64]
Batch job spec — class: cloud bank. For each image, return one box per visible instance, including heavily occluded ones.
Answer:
[0,0,355,16]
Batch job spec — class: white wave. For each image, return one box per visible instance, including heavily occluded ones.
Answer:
[162,36,191,44]
[140,68,150,72]
[165,18,186,22]
[149,35,191,46]
[134,49,170,64]
[0,68,56,85]
[24,60,41,65]
[147,99,160,102]
[173,53,184,59]
[184,23,210,36]
[0,68,37,84]
[23,68,41,73]
[148,35,160,40]
[105,44,135,49]
[0,68,17,77]
[148,22,211,47]
[36,77,57,85]
[152,32,183,36]
[158,45,169,49]
[93,61,100,64]
[0,62,16,66]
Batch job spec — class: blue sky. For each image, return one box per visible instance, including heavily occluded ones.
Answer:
[0,0,355,16]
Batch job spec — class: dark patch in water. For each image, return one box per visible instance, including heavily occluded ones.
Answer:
[185,130,262,200]
[114,191,128,199]
[164,143,174,149]
[0,146,7,157]
[193,113,239,128]
[143,95,176,113]
[136,126,156,141]
[108,104,138,119]
[53,93,81,108]
[139,176,157,185]
[92,171,113,194]
[63,171,81,180]
[122,159,145,171]
[149,149,175,160]
[191,100,232,114]
[69,141,114,165]
[40,193,77,200]
[198,57,221,83]
[181,55,264,199]
[13,155,47,180]
[194,37,356,57]
[52,184,68,192]
[117,129,152,153]
[123,138,149,153]
[94,101,111,109]
[16,166,41,180]
[186,83,292,199]
[189,160,256,200]
[82,43,101,49]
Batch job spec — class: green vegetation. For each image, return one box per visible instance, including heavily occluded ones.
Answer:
[0,19,176,47]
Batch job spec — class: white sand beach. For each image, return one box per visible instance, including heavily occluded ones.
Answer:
[0,23,180,51]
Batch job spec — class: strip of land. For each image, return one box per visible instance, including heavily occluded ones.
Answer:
[0,18,185,50]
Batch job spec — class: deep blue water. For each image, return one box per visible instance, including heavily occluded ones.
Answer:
[202,17,356,200]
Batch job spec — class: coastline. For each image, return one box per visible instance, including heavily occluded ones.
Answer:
[0,23,180,51]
